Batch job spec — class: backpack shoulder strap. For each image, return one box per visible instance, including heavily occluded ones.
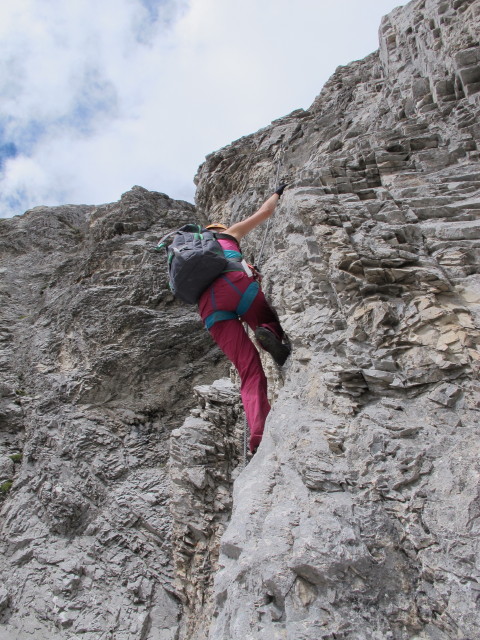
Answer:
[155,223,203,252]
[155,229,177,252]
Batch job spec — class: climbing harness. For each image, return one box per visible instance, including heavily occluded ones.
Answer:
[203,280,260,329]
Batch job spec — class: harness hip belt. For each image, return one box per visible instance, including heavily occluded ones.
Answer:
[204,281,260,330]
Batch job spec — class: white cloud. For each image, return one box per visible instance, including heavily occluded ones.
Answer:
[0,0,407,218]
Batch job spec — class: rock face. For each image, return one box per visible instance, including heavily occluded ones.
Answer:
[1,0,480,639]
[0,187,228,639]
[192,0,480,638]
[169,379,244,640]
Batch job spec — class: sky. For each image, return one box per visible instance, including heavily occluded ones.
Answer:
[0,0,408,218]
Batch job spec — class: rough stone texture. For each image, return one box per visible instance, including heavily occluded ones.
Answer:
[169,378,244,640]
[192,0,480,638]
[2,0,480,639]
[0,187,228,639]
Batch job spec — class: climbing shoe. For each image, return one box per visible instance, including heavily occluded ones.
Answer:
[255,327,291,366]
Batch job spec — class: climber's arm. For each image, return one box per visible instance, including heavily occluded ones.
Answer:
[225,194,279,241]
[225,184,287,242]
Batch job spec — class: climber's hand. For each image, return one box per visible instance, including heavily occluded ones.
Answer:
[274,183,287,197]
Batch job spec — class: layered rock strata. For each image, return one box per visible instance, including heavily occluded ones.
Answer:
[1,0,480,638]
[192,0,480,638]
[0,188,228,639]
[169,379,244,640]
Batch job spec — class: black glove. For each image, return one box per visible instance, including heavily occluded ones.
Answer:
[274,183,287,197]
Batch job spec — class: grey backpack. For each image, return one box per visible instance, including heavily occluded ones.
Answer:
[156,224,235,304]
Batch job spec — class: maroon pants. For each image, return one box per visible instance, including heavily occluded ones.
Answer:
[199,272,283,452]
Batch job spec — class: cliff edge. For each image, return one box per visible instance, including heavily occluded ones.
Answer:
[1,0,480,639]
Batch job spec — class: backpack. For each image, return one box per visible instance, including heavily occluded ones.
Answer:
[155,224,238,304]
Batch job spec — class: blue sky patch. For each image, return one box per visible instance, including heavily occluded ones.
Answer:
[66,71,118,134]
[138,0,161,22]
[134,0,189,43]
[16,121,46,152]
[4,188,28,214]
[0,142,17,170]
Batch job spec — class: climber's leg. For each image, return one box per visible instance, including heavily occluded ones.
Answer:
[241,288,291,365]
[209,319,270,452]
[242,287,283,340]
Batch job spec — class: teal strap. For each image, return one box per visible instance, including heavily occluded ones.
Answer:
[204,282,260,329]
[223,249,243,260]
[205,310,238,329]
[236,282,260,316]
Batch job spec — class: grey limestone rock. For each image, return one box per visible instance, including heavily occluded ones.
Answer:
[0,187,227,638]
[192,0,480,639]
[2,0,480,639]
[169,378,244,640]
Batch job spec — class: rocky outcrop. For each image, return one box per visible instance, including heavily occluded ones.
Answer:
[1,0,480,639]
[192,0,480,638]
[169,379,244,640]
[0,188,228,638]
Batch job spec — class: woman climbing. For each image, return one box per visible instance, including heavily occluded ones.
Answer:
[198,184,291,454]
